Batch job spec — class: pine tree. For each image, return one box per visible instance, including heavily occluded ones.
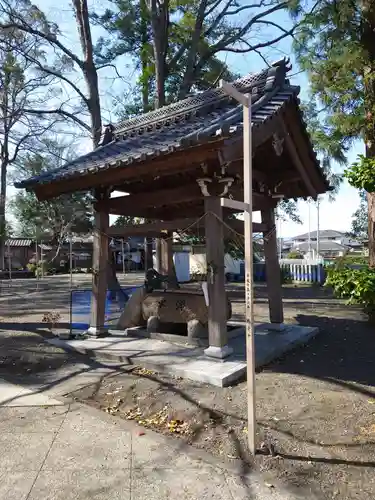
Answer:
[293,0,375,265]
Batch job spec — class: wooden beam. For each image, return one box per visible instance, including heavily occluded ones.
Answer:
[107,218,198,237]
[281,120,317,198]
[221,115,283,164]
[98,183,273,215]
[221,197,249,211]
[97,184,203,215]
[33,142,222,201]
[284,106,329,194]
[108,217,269,238]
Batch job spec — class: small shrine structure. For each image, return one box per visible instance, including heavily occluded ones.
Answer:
[15,58,330,359]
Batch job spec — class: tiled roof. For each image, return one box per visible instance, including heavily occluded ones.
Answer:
[15,58,313,190]
[5,239,32,247]
[293,230,345,240]
[296,241,348,252]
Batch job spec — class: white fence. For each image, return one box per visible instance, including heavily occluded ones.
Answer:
[172,254,326,285]
[280,259,325,284]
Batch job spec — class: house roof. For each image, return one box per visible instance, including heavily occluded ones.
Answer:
[296,241,348,252]
[14,58,328,194]
[293,229,344,240]
[5,239,32,247]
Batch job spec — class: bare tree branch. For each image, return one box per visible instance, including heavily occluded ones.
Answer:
[0,20,84,68]
[23,108,91,132]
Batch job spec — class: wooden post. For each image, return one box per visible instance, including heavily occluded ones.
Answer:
[261,206,284,326]
[88,204,109,337]
[203,196,233,359]
[161,232,179,288]
[220,79,256,455]
[144,237,153,272]
[155,238,162,273]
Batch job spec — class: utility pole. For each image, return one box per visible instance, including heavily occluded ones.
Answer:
[316,197,320,260]
[220,80,256,455]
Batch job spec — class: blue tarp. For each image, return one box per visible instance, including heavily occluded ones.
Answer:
[70,286,141,333]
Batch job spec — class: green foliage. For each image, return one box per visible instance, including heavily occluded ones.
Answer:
[93,0,298,113]
[26,263,36,273]
[292,1,367,198]
[335,254,368,267]
[294,1,365,146]
[325,266,375,315]
[278,199,302,225]
[348,191,368,239]
[113,215,143,226]
[27,260,50,276]
[11,144,93,243]
[344,155,375,192]
[287,250,303,259]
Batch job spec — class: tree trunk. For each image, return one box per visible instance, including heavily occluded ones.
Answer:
[149,0,168,108]
[72,0,102,147]
[140,0,150,111]
[178,0,207,100]
[361,1,375,267]
[0,156,7,270]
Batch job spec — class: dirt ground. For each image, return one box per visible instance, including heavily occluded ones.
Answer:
[1,276,375,499]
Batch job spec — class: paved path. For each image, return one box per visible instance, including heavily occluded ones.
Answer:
[0,369,316,500]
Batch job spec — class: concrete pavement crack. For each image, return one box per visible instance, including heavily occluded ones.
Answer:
[25,403,71,500]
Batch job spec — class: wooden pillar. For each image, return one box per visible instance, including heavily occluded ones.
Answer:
[88,203,109,337]
[155,238,162,272]
[261,206,284,326]
[203,197,233,358]
[144,237,153,272]
[160,231,178,287]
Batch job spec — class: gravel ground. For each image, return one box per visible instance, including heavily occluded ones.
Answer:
[1,276,375,499]
[75,284,375,500]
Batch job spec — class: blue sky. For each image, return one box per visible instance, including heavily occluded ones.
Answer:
[11,0,363,238]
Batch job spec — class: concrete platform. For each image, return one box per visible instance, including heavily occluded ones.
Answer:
[48,323,319,387]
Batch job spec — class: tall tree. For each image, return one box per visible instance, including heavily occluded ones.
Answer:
[292,0,375,264]
[11,145,92,255]
[0,0,129,286]
[0,28,56,268]
[0,0,118,147]
[94,0,307,226]
[93,0,306,110]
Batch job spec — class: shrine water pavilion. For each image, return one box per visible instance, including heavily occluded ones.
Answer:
[16,58,330,360]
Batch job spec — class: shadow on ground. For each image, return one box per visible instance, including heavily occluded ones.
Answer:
[1,283,375,499]
[269,313,375,392]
